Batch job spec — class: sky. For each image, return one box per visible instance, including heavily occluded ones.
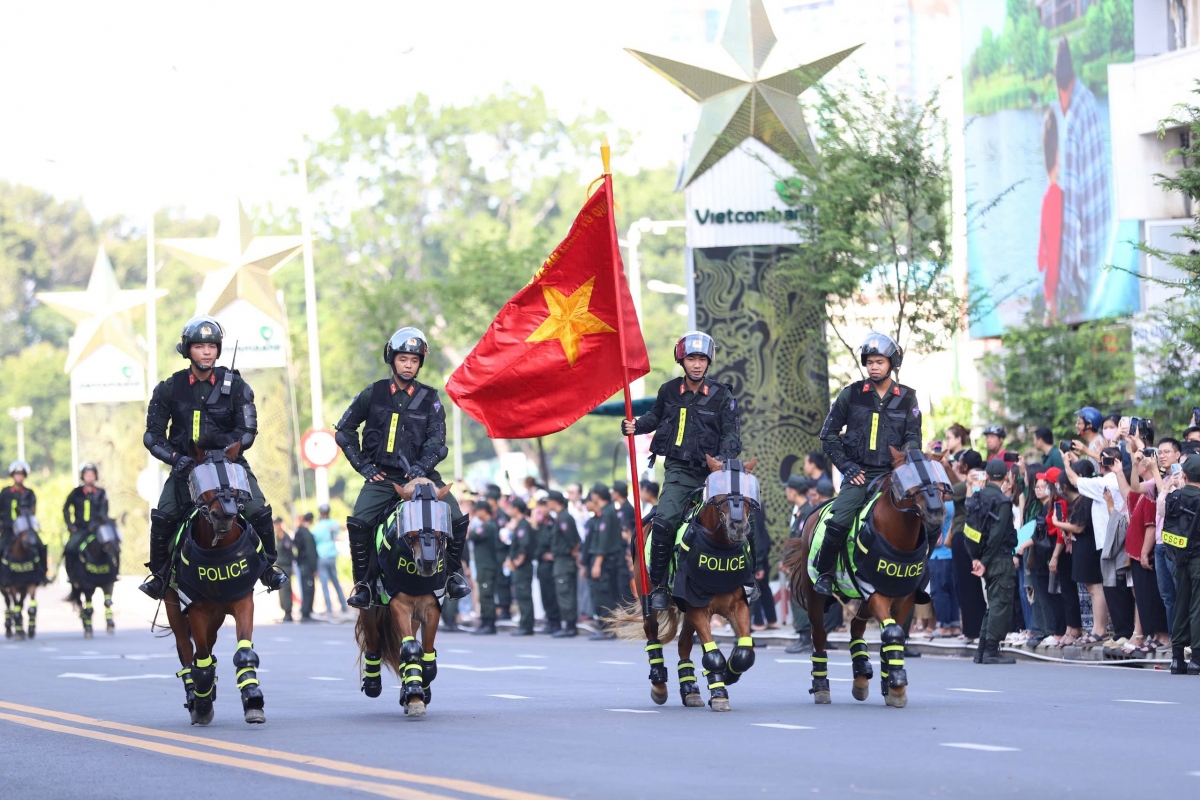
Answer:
[0,0,887,222]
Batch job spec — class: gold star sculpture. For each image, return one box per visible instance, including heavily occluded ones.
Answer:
[525,277,616,366]
[37,246,166,372]
[627,0,860,187]
[158,199,304,323]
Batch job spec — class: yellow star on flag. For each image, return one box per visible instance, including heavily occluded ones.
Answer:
[525,277,616,367]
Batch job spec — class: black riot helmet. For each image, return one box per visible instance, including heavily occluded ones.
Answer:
[78,461,99,481]
[384,327,429,376]
[860,331,903,374]
[177,316,224,359]
[674,331,716,367]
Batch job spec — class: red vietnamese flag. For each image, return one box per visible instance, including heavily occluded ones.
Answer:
[446,180,649,439]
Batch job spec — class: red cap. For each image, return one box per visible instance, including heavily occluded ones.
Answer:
[1036,466,1063,483]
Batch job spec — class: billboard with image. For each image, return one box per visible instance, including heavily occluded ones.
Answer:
[962,0,1141,338]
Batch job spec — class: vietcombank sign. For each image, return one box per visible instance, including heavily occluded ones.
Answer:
[692,206,807,225]
[684,142,805,249]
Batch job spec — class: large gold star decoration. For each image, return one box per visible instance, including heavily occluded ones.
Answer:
[37,247,166,372]
[525,277,616,367]
[627,0,860,187]
[159,200,304,322]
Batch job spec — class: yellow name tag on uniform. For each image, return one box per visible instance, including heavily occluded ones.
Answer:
[387,413,399,453]
[1163,531,1187,549]
[869,412,879,450]
[675,408,687,447]
[964,524,982,543]
[192,410,201,441]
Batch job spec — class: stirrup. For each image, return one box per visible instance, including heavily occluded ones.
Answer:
[347,583,372,609]
[139,574,167,600]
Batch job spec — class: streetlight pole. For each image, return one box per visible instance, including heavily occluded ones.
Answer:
[300,158,330,507]
[7,407,32,463]
[624,217,686,398]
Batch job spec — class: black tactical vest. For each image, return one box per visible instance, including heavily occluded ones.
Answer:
[168,368,238,451]
[1163,487,1200,559]
[360,380,437,471]
[648,378,728,465]
[843,382,917,468]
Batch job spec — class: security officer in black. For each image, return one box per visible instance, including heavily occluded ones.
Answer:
[531,498,561,634]
[1163,454,1200,674]
[546,490,582,638]
[813,332,922,596]
[140,317,286,599]
[623,331,741,611]
[62,462,108,562]
[965,459,1017,665]
[1,460,43,575]
[504,498,536,635]
[587,484,624,639]
[469,503,501,634]
[335,327,470,609]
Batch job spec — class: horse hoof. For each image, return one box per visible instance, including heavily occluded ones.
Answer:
[683,694,705,708]
[650,685,668,706]
[852,686,869,702]
[812,691,831,705]
[709,697,731,712]
[190,708,214,726]
[84,630,93,639]
[405,700,426,717]
[27,631,35,640]
[244,709,266,724]
[886,691,908,709]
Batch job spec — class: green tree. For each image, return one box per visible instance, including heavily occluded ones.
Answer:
[983,314,1134,439]
[1084,0,1114,58]
[1110,0,1134,52]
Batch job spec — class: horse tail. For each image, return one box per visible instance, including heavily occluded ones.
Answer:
[64,583,83,609]
[782,535,811,612]
[604,600,682,645]
[355,606,402,677]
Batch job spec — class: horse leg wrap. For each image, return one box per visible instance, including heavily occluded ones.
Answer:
[701,642,728,702]
[233,640,264,711]
[850,638,873,680]
[26,601,36,637]
[104,594,114,629]
[879,619,906,690]
[400,636,423,664]
[361,652,383,698]
[401,663,425,706]
[82,601,93,632]
[645,640,668,685]
[192,656,217,711]
[726,637,755,685]
[421,651,437,705]
[677,660,700,702]
[177,666,196,710]
[808,650,830,695]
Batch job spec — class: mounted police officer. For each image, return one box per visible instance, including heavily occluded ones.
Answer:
[335,326,470,610]
[1,460,43,575]
[139,316,286,599]
[813,332,922,596]
[62,462,109,561]
[623,331,742,611]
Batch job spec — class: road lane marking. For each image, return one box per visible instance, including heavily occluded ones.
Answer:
[439,665,546,672]
[58,673,174,682]
[600,661,635,665]
[774,659,852,666]
[517,655,547,659]
[54,654,176,661]
[0,700,562,800]
[752,723,814,730]
[445,649,472,653]
[941,743,1019,752]
[829,678,852,682]
[1114,699,1179,705]
[310,677,343,681]
[490,694,530,700]
[946,688,1002,694]
[606,709,659,714]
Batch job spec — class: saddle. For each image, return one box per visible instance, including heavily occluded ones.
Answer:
[170,511,267,610]
[806,496,930,602]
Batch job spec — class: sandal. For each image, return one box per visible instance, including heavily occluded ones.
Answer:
[1057,633,1078,647]
[1076,632,1104,647]
[1129,641,1157,658]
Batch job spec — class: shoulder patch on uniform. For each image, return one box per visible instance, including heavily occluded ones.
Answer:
[729,398,736,411]
[517,530,525,538]
[598,522,606,531]
[912,407,920,417]
[560,522,569,531]
[433,399,442,412]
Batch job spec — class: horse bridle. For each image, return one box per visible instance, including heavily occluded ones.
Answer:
[193,450,245,543]
[401,482,447,576]
[694,461,760,538]
[889,453,951,523]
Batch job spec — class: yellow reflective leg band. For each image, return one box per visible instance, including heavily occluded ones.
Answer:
[402,636,416,643]
[403,664,423,684]
[195,656,213,668]
[811,654,828,677]
[387,413,399,453]
[709,681,725,689]
[882,645,905,653]
[236,667,259,689]
[421,652,437,662]
[736,637,754,648]
[645,642,664,665]
[675,408,687,447]
[679,676,697,683]
[881,618,896,629]
[702,641,719,653]
[869,412,879,450]
[237,639,253,650]
[192,410,201,442]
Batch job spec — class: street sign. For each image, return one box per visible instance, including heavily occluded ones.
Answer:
[301,428,339,470]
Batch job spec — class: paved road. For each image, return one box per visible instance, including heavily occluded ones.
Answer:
[3,617,1199,799]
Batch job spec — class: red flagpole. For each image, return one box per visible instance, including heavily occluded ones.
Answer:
[600,145,651,605]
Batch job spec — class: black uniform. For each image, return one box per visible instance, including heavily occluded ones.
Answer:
[587,502,624,622]
[1163,485,1200,660]
[0,485,41,573]
[550,512,582,624]
[62,485,109,566]
[509,518,536,633]
[470,518,502,624]
[292,524,318,619]
[533,516,560,629]
[964,483,1017,644]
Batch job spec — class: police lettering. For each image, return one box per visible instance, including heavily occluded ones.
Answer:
[199,558,249,582]
[698,553,746,572]
[876,558,923,579]
[85,562,112,575]
[8,560,35,572]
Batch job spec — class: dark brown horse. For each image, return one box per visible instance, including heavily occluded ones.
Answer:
[782,447,948,709]
[65,526,120,638]
[2,514,45,640]
[163,439,272,725]
[355,478,453,718]
[609,455,760,712]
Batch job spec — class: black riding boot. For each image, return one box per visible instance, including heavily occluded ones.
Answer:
[139,510,175,600]
[813,522,849,596]
[443,515,471,600]
[973,635,987,664]
[346,517,373,610]
[981,639,1016,664]
[647,518,674,612]
[248,507,288,592]
[1170,646,1188,675]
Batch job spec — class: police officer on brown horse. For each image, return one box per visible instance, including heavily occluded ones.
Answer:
[622,331,742,611]
[335,327,470,609]
[139,316,287,599]
[812,332,922,596]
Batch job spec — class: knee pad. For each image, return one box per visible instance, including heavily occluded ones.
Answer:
[728,637,755,676]
[701,642,727,675]
[27,602,37,618]
[400,636,423,664]
[104,597,113,609]
[150,509,175,534]
[451,515,468,543]
[347,516,371,542]
[421,651,437,685]
[649,517,673,545]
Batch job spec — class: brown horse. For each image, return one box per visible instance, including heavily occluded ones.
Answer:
[2,516,45,640]
[782,447,948,708]
[65,525,120,637]
[355,478,453,718]
[609,455,760,712]
[163,439,274,725]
